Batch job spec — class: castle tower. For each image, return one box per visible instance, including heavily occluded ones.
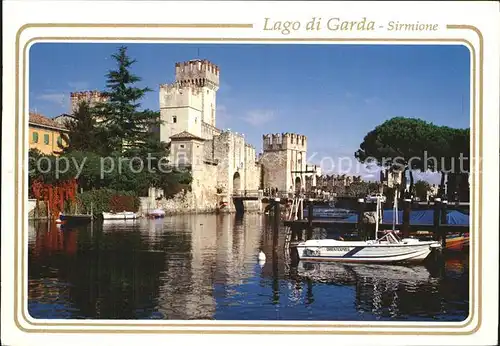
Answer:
[259,132,308,193]
[70,90,109,113]
[159,59,220,143]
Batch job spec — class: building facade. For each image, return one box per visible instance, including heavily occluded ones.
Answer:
[70,90,110,114]
[259,133,308,193]
[159,59,261,209]
[29,112,68,155]
[380,169,403,188]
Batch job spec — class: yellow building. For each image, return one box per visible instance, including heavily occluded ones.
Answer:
[29,112,69,155]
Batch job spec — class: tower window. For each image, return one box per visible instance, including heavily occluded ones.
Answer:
[172,116,177,123]
[32,132,39,143]
[195,117,198,124]
[44,134,50,144]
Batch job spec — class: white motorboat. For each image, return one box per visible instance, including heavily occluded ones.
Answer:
[296,193,441,264]
[102,211,139,220]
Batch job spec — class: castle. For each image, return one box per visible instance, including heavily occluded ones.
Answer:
[159,59,321,209]
[69,59,321,210]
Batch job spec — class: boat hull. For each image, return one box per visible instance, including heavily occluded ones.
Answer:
[445,233,469,251]
[296,239,440,264]
[59,214,93,225]
[102,212,139,220]
[147,209,166,219]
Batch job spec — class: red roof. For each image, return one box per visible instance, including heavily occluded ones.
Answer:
[29,112,68,130]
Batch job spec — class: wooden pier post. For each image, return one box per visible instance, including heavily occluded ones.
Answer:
[273,198,280,252]
[305,199,314,240]
[440,200,448,225]
[440,200,448,248]
[357,198,366,239]
[402,198,411,238]
[433,198,441,241]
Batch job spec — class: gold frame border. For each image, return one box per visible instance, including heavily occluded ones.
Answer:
[13,23,483,335]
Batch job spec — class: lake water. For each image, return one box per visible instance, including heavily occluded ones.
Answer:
[28,214,469,321]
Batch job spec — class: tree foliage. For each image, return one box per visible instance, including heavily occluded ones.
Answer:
[29,46,192,198]
[93,46,161,156]
[60,100,106,154]
[344,181,380,198]
[355,117,470,199]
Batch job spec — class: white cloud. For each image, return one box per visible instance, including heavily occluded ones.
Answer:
[241,110,274,126]
[36,93,67,106]
[68,81,90,90]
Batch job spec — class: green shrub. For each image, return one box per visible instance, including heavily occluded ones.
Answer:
[75,189,140,215]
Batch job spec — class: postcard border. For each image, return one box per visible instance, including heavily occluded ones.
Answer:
[14,23,483,335]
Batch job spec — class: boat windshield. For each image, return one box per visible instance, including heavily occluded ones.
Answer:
[376,231,401,244]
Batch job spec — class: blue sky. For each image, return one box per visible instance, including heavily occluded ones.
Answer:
[29,43,470,182]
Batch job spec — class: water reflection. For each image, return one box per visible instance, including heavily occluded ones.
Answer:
[28,215,469,321]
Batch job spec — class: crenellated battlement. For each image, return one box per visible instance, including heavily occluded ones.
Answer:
[159,82,204,95]
[262,132,307,151]
[174,59,220,89]
[70,90,109,113]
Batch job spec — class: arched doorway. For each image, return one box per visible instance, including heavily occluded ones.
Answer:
[233,172,241,194]
[295,176,302,196]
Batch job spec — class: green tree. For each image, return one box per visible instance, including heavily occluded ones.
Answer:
[355,117,470,199]
[94,46,162,156]
[60,100,106,154]
[428,126,470,198]
[91,46,191,196]
[344,181,379,198]
[31,46,193,197]
[355,117,438,196]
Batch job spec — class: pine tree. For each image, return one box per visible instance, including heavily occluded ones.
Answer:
[96,46,161,156]
[60,100,105,154]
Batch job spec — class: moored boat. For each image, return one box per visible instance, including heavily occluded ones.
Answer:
[445,232,469,251]
[59,213,93,225]
[102,211,139,220]
[296,193,441,264]
[296,234,441,264]
[148,208,166,219]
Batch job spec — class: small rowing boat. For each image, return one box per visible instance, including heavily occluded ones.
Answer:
[102,211,139,220]
[148,208,166,219]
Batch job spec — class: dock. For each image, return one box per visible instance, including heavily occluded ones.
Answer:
[267,197,470,249]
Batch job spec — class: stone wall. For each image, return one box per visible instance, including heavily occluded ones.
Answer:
[140,190,262,215]
[140,190,218,215]
[70,90,109,113]
[214,132,231,195]
[201,121,221,140]
[259,149,289,191]
[158,129,263,214]
[191,163,219,210]
[203,138,215,162]
[244,144,261,190]
[242,200,262,213]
